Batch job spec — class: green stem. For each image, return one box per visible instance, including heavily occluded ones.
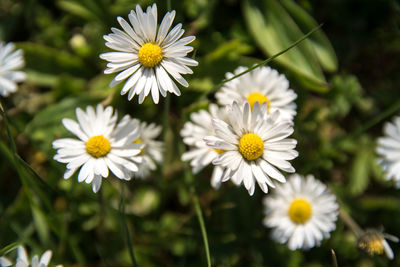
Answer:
[178,109,211,266]
[339,208,363,237]
[119,183,138,267]
[180,140,211,266]
[162,94,171,174]
[192,189,211,267]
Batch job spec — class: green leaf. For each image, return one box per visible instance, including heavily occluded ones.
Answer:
[17,42,90,78]
[25,70,58,87]
[243,0,328,92]
[349,146,371,196]
[57,0,98,21]
[32,205,51,245]
[281,0,338,72]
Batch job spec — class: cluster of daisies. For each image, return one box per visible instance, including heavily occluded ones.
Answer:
[180,62,342,249]
[1,1,399,262]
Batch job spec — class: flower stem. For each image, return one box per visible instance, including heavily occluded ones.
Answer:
[179,141,211,266]
[119,184,138,267]
[339,208,363,237]
[192,187,211,267]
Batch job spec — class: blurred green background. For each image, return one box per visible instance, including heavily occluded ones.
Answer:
[0,0,399,266]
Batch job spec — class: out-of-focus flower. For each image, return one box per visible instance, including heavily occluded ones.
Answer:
[132,119,163,178]
[100,4,198,104]
[0,246,63,267]
[216,66,297,121]
[204,102,297,195]
[263,174,339,250]
[358,229,399,260]
[181,104,232,188]
[376,116,400,187]
[0,256,12,267]
[0,42,26,97]
[52,104,143,192]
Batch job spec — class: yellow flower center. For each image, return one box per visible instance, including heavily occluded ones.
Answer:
[86,135,111,158]
[246,92,271,112]
[214,148,226,154]
[138,43,163,68]
[133,138,145,154]
[288,199,312,224]
[239,133,264,161]
[359,237,384,255]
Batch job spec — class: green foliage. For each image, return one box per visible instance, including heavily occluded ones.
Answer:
[243,0,335,92]
[1,0,400,266]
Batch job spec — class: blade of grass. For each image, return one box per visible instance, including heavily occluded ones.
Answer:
[350,99,400,138]
[14,154,57,194]
[0,242,20,257]
[119,183,138,267]
[201,24,322,99]
[0,99,58,212]
[0,100,17,153]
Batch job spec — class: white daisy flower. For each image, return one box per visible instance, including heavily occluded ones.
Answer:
[358,229,399,260]
[0,246,63,267]
[216,66,297,121]
[376,116,400,187]
[0,42,26,97]
[100,3,198,104]
[181,104,232,188]
[263,174,339,250]
[52,104,143,193]
[204,102,298,195]
[132,119,163,178]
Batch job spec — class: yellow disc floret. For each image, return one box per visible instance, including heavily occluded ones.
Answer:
[246,92,271,112]
[239,133,264,161]
[86,135,111,158]
[133,138,145,154]
[360,239,384,255]
[288,199,312,224]
[358,233,385,256]
[138,43,163,68]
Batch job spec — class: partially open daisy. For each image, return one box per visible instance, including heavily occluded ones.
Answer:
[52,104,143,193]
[132,119,163,178]
[216,66,297,121]
[181,104,232,188]
[263,174,339,250]
[204,102,298,195]
[100,4,198,104]
[0,246,63,267]
[376,116,400,188]
[0,42,26,97]
[358,229,399,260]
